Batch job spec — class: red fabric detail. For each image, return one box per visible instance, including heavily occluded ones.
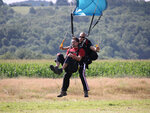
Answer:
[86,40,88,45]
[78,48,85,57]
[66,48,85,57]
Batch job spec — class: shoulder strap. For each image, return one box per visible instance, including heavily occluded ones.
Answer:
[76,46,80,56]
[80,38,88,48]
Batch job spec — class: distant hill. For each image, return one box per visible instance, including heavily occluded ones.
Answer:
[0,0,150,59]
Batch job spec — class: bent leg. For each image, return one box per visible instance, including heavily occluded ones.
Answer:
[55,54,65,66]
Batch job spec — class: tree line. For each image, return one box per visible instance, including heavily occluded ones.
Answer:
[0,0,150,59]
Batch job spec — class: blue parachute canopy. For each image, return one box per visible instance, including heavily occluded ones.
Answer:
[73,0,107,16]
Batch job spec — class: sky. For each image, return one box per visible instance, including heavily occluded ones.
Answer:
[3,0,56,4]
[3,0,73,4]
[3,0,150,4]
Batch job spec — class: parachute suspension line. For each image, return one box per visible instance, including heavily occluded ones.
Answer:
[70,0,75,37]
[92,14,102,29]
[71,13,74,37]
[87,14,95,37]
[87,0,100,37]
[69,0,75,54]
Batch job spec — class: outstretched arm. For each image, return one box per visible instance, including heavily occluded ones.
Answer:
[90,46,100,52]
[60,46,70,50]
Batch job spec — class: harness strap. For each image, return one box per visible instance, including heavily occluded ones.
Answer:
[81,38,87,47]
[68,46,80,56]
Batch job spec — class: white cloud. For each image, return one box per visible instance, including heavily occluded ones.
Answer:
[3,0,57,4]
[3,0,150,5]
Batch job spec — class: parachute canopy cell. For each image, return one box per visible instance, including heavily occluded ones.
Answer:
[73,0,107,16]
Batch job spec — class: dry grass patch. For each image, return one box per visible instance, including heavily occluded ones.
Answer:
[0,77,150,101]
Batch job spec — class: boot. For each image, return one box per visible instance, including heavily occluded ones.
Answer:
[57,91,67,97]
[55,68,63,75]
[50,65,58,74]
[50,65,62,75]
[84,91,88,97]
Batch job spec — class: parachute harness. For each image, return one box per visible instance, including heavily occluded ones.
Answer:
[70,0,107,75]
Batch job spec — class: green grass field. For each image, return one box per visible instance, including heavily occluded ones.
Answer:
[0,60,150,113]
[0,77,150,113]
[0,99,150,113]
